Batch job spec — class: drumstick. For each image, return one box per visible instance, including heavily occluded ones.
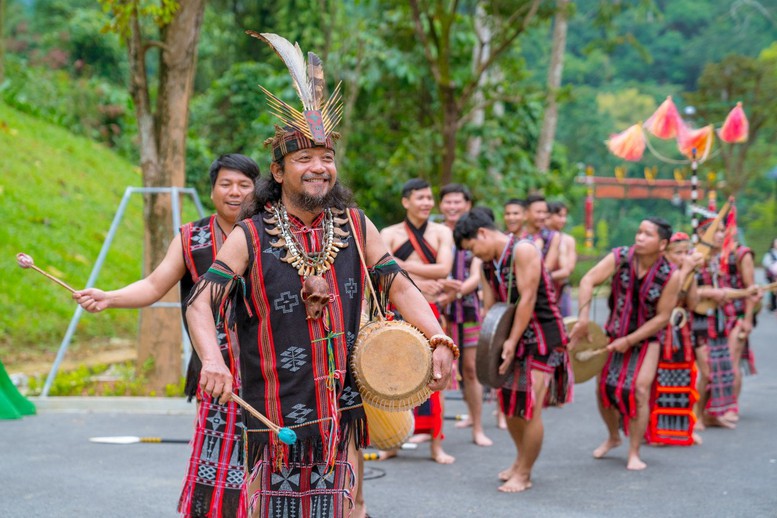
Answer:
[230,394,297,445]
[16,253,76,293]
[89,436,190,445]
[575,347,609,362]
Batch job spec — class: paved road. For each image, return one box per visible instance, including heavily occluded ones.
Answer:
[2,299,776,517]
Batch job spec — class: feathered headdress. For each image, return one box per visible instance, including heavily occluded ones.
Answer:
[248,31,343,161]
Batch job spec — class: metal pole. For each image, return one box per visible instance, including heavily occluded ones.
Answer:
[42,186,206,396]
[42,187,135,397]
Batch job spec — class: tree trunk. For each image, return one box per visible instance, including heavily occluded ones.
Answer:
[440,85,458,187]
[535,0,569,173]
[128,1,205,394]
[466,5,492,161]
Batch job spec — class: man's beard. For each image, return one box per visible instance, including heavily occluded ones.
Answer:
[289,185,336,212]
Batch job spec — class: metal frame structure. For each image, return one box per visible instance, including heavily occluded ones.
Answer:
[41,187,206,397]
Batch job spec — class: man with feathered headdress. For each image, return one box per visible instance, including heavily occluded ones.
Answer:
[185,33,456,518]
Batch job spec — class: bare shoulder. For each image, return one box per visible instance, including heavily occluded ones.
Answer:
[379,222,404,247]
[428,221,453,243]
[515,239,540,258]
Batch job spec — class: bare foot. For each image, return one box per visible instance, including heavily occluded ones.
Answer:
[498,467,515,482]
[408,433,432,444]
[431,442,455,464]
[695,421,706,431]
[692,432,703,445]
[593,437,622,459]
[626,454,647,471]
[455,417,473,429]
[703,415,736,429]
[495,410,507,430]
[377,449,397,461]
[472,431,493,447]
[498,473,532,493]
[722,411,739,423]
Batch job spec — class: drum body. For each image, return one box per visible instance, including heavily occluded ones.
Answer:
[364,402,414,450]
[564,316,608,383]
[352,320,432,411]
[476,302,516,388]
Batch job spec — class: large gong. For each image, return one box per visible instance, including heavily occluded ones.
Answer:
[476,302,516,387]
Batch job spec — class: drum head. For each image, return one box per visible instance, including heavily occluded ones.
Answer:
[352,320,432,411]
[564,316,608,384]
[476,302,516,388]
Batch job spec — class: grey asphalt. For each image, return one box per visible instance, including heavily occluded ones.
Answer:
[2,299,776,517]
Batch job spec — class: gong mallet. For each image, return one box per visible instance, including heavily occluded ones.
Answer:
[575,347,610,362]
[16,253,76,293]
[231,394,297,445]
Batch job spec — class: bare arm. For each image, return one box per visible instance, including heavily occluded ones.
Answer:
[569,252,616,347]
[399,225,454,280]
[481,267,496,312]
[551,234,577,281]
[543,232,560,272]
[72,234,187,312]
[185,227,250,403]
[739,252,758,333]
[499,242,541,374]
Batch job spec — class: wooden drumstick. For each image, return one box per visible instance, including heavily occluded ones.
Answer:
[16,252,76,293]
[230,394,297,445]
[575,347,609,362]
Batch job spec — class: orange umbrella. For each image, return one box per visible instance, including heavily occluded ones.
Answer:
[606,123,646,162]
[677,124,714,161]
[644,96,684,139]
[718,102,748,143]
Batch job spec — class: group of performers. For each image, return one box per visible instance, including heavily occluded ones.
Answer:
[66,32,764,518]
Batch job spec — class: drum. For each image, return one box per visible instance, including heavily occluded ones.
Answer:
[476,302,516,388]
[564,316,608,384]
[363,402,414,450]
[352,319,432,411]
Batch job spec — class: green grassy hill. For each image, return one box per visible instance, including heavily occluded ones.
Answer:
[0,101,148,363]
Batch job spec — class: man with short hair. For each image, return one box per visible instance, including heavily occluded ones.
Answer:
[185,33,454,518]
[73,153,260,517]
[570,218,681,470]
[454,210,572,492]
[522,194,560,272]
[380,178,456,463]
[503,198,525,237]
[546,201,577,316]
[438,183,492,447]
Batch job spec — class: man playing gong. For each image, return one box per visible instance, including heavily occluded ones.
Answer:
[185,32,455,518]
[455,210,572,492]
[570,218,681,470]
[380,178,456,464]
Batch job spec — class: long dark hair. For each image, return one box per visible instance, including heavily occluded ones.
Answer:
[239,171,355,220]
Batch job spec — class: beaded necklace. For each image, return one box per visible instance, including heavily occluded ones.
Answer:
[270,203,343,278]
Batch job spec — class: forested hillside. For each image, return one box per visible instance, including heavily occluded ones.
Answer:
[0,101,145,358]
[2,1,777,355]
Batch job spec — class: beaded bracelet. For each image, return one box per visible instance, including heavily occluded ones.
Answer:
[429,334,460,360]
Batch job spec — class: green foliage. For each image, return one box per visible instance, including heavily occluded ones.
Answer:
[0,55,137,157]
[0,101,145,356]
[26,360,185,396]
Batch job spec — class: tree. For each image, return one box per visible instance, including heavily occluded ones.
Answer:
[100,0,206,392]
[408,0,548,186]
[689,50,777,195]
[534,0,571,173]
